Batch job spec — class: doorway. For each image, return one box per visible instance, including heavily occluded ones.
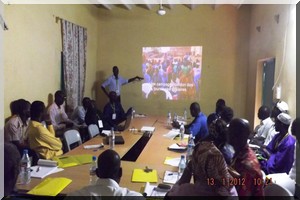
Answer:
[254,57,276,128]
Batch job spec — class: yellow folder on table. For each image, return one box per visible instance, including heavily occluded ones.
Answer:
[27,177,72,196]
[52,154,93,168]
[132,169,158,183]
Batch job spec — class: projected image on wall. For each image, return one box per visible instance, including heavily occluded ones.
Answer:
[142,46,202,100]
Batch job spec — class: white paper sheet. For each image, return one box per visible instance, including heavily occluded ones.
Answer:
[163,170,179,184]
[163,129,180,139]
[141,126,155,132]
[164,157,181,167]
[31,166,63,179]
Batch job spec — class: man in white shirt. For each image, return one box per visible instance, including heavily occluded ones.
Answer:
[71,97,91,125]
[48,90,74,136]
[101,66,143,102]
[263,100,289,146]
[68,149,144,198]
[251,106,274,146]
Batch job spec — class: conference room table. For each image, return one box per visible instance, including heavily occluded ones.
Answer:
[17,116,188,195]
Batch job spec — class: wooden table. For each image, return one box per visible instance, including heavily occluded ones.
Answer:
[17,116,186,195]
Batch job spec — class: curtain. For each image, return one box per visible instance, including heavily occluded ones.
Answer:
[61,19,87,112]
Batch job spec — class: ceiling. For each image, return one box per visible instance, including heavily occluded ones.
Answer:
[95,4,243,11]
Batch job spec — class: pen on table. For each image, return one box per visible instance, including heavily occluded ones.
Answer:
[152,119,158,127]
[36,167,40,172]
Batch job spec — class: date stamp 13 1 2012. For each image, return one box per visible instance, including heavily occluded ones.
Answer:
[207,177,272,187]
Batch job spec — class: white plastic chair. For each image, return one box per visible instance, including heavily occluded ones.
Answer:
[264,183,294,198]
[88,124,100,139]
[63,129,82,152]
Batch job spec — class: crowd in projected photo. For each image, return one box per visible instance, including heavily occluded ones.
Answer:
[142,46,203,101]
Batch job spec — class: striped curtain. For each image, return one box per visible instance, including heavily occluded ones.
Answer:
[61,19,87,112]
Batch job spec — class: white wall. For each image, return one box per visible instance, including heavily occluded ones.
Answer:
[247,4,296,127]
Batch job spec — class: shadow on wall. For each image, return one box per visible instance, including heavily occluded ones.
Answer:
[93,70,109,111]
[46,93,54,112]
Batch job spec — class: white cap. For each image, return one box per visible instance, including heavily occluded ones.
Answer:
[277,113,292,125]
[276,101,289,112]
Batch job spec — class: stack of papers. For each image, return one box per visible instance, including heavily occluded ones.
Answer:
[132,169,158,183]
[53,154,93,168]
[164,157,181,167]
[27,177,72,196]
[141,126,155,132]
[168,143,187,151]
[31,166,63,179]
[163,170,179,184]
[163,129,180,140]
[31,159,63,179]
[143,182,169,197]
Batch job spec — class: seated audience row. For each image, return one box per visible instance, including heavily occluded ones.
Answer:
[167,118,263,198]
[4,94,297,198]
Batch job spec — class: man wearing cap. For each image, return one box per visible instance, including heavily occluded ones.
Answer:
[101,66,143,102]
[263,100,289,146]
[260,113,296,174]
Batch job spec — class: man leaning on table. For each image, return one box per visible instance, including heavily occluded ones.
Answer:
[173,102,208,143]
[67,149,145,198]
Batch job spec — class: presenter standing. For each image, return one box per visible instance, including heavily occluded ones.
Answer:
[101,66,143,102]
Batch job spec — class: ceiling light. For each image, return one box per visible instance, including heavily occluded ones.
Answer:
[157,1,166,16]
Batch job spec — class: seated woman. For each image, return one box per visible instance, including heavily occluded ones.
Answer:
[166,140,237,197]
[207,118,234,165]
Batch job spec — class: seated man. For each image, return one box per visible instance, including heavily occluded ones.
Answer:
[71,97,90,125]
[4,142,21,196]
[227,118,264,197]
[166,140,237,197]
[27,101,63,159]
[48,90,74,136]
[250,105,273,145]
[219,106,234,124]
[173,102,208,143]
[4,99,31,151]
[260,113,295,175]
[103,91,128,129]
[207,98,226,122]
[264,100,289,146]
[67,149,144,197]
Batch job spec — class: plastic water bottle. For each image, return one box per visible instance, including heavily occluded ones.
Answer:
[89,156,97,185]
[19,149,31,185]
[132,107,135,119]
[178,155,186,180]
[186,134,195,165]
[179,123,185,141]
[109,127,115,149]
[184,108,187,121]
[173,113,178,122]
[167,111,172,126]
